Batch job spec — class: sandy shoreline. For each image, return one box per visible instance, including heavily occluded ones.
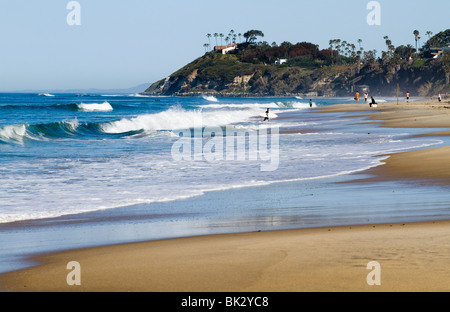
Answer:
[1,99,450,293]
[2,220,450,292]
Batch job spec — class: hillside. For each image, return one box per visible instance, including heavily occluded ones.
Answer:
[144,30,450,97]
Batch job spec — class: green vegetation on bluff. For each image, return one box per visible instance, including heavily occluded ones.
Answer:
[145,29,450,97]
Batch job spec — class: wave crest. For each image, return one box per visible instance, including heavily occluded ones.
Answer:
[77,102,113,112]
[0,124,28,144]
[100,106,266,134]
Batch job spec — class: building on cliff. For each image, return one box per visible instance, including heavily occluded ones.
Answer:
[275,59,288,65]
[214,44,238,54]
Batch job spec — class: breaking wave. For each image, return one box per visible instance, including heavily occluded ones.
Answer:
[197,101,316,110]
[0,105,274,144]
[100,106,269,134]
[77,102,113,112]
[201,95,219,102]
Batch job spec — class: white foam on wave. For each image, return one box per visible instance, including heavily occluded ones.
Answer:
[40,93,55,97]
[129,93,151,97]
[0,129,442,224]
[199,102,279,110]
[100,106,271,134]
[77,102,113,112]
[63,119,80,132]
[198,101,315,111]
[202,95,219,102]
[0,124,28,144]
[291,102,317,109]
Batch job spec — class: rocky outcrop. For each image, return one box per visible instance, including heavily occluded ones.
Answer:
[143,53,449,97]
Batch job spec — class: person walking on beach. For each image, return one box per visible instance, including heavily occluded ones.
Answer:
[355,91,360,104]
[364,92,369,105]
[370,96,377,108]
[264,108,270,121]
[406,91,410,103]
[438,94,442,102]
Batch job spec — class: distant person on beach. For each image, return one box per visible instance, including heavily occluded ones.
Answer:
[406,91,410,103]
[370,96,377,108]
[355,91,360,104]
[264,108,270,121]
[364,92,369,104]
[438,94,442,102]
[309,99,313,108]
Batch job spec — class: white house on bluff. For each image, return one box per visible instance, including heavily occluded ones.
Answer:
[275,59,288,65]
[214,44,238,55]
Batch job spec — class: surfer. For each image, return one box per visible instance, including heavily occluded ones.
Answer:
[309,99,313,108]
[264,108,270,121]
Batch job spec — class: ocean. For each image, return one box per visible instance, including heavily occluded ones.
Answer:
[1,93,449,273]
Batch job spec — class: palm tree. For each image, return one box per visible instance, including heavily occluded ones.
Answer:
[383,36,390,50]
[207,34,212,47]
[329,40,335,63]
[356,50,362,74]
[228,30,234,44]
[214,33,219,46]
[342,40,348,57]
[413,30,420,52]
[238,33,242,43]
[357,39,363,50]
[335,39,342,59]
[203,43,209,53]
[219,33,224,46]
[350,44,356,58]
[384,36,393,58]
[426,31,433,40]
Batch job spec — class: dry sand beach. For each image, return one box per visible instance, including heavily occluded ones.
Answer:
[1,99,450,293]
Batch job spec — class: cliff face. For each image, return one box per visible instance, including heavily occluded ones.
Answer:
[144,52,449,97]
[356,58,448,96]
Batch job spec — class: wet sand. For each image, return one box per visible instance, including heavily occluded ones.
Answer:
[1,220,450,292]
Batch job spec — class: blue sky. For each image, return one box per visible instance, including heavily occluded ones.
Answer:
[0,0,448,91]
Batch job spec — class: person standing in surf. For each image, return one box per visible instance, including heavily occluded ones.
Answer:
[309,99,313,108]
[355,91,360,104]
[264,108,270,121]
